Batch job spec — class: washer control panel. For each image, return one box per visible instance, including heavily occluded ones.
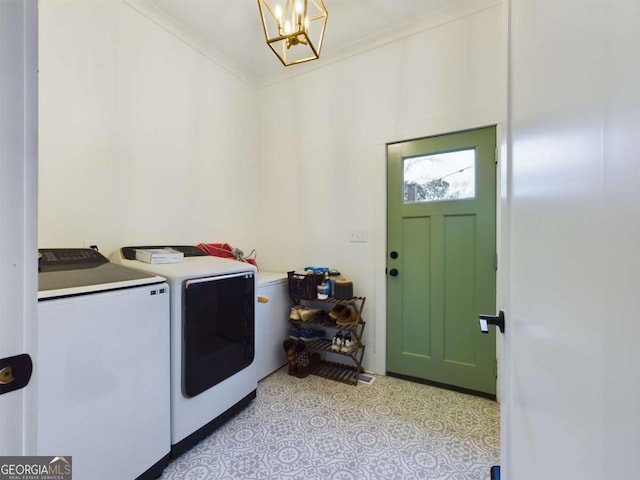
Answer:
[38,248,109,272]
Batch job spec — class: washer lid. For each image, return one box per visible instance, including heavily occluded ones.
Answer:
[38,248,165,299]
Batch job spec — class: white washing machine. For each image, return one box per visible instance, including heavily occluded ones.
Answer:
[111,246,258,457]
[37,248,170,480]
[256,272,290,380]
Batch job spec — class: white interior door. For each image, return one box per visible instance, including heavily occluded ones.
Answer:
[0,0,38,455]
[503,0,640,478]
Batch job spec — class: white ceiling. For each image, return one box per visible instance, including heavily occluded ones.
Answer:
[146,0,460,83]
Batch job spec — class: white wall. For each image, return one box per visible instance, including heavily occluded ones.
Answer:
[38,0,259,257]
[257,4,506,373]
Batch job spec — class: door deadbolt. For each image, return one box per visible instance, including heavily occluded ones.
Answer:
[0,366,15,385]
[390,251,398,259]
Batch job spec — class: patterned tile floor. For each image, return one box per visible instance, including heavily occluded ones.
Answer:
[160,368,500,480]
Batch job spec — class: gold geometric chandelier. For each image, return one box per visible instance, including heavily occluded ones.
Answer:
[257,0,328,67]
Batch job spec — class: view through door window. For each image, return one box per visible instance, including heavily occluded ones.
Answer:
[403,149,476,203]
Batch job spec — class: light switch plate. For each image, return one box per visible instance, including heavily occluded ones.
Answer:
[349,229,368,243]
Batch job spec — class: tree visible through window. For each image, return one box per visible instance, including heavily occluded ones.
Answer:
[403,149,475,203]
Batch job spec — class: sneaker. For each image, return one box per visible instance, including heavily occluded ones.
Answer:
[298,308,321,322]
[289,326,301,340]
[289,306,301,322]
[313,310,335,326]
[299,328,326,342]
[341,333,356,354]
[331,331,343,351]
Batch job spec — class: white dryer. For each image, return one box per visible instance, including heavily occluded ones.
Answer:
[37,248,170,480]
[111,246,257,457]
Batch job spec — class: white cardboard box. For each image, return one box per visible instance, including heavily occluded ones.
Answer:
[135,248,184,264]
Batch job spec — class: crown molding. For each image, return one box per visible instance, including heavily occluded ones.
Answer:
[121,0,501,90]
[122,0,258,89]
[259,0,502,88]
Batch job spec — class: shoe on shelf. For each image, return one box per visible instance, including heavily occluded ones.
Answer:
[341,333,356,354]
[295,342,310,378]
[313,310,335,326]
[336,307,358,326]
[298,307,322,322]
[331,331,344,352]
[289,306,301,322]
[282,339,297,375]
[299,328,326,342]
[328,304,348,320]
[289,326,301,340]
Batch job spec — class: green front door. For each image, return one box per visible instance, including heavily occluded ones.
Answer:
[387,126,497,395]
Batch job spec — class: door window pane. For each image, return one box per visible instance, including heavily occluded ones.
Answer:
[403,149,475,203]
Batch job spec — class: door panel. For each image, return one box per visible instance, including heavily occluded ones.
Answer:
[401,217,432,359]
[387,126,496,395]
[444,214,477,365]
[0,0,37,455]
[504,0,640,478]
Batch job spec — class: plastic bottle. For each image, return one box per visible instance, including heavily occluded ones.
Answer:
[324,272,332,297]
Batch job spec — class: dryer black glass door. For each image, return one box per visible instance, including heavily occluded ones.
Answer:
[183,272,255,398]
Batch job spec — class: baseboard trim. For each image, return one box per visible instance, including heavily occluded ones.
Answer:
[386,371,497,401]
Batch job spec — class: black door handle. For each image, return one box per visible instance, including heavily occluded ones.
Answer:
[389,268,399,277]
[479,310,505,334]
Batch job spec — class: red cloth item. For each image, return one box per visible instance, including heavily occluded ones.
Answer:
[197,243,258,270]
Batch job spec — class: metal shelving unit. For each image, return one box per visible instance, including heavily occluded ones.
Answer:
[290,296,366,386]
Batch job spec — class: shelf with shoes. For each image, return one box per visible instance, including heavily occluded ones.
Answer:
[287,296,366,386]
